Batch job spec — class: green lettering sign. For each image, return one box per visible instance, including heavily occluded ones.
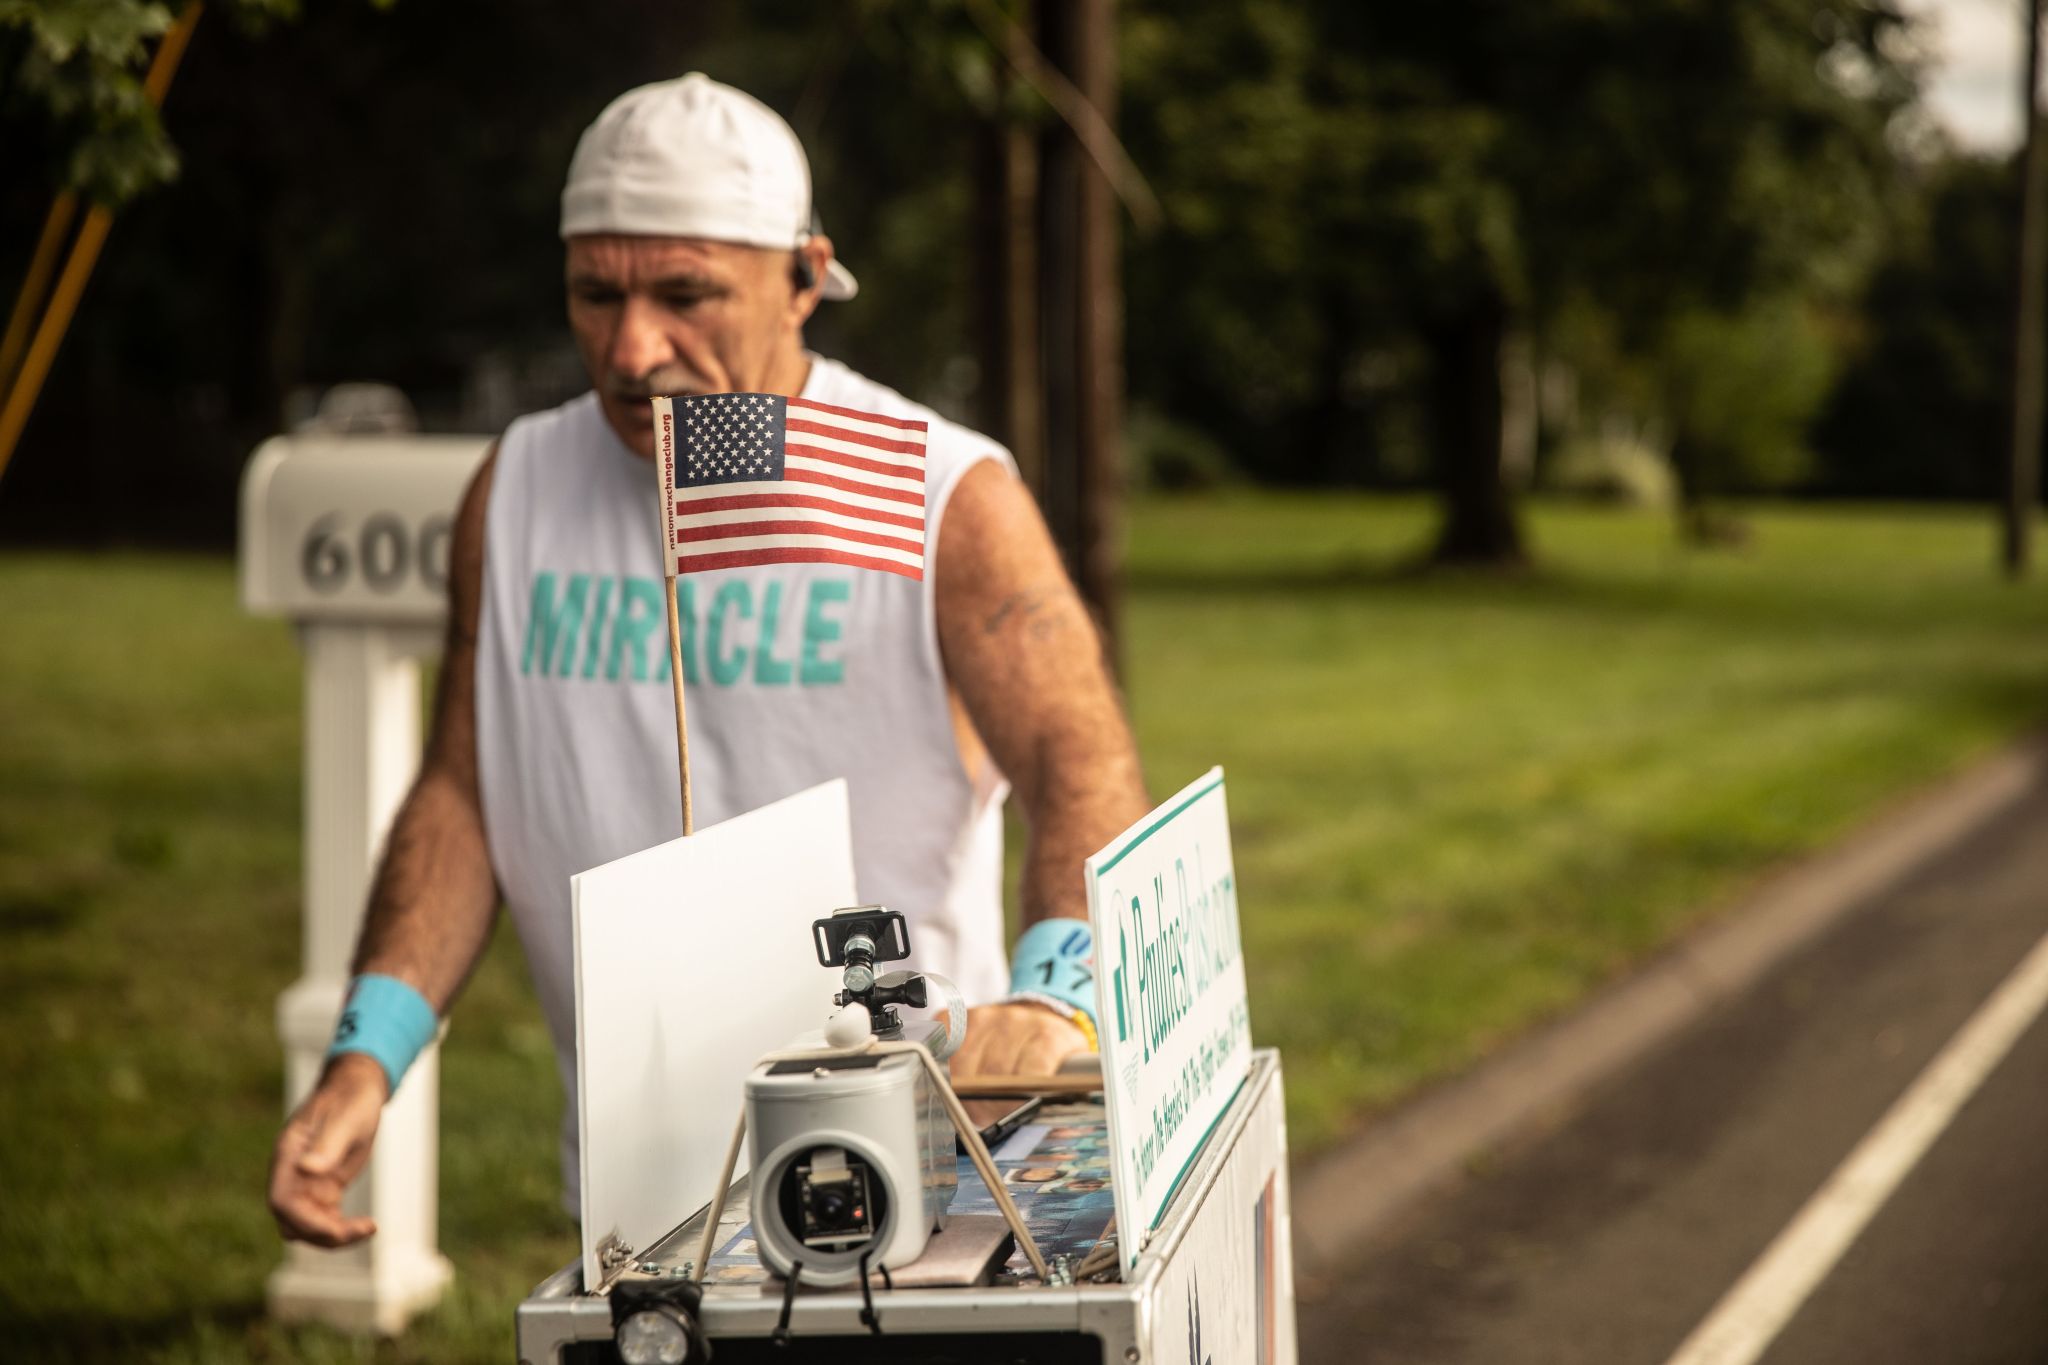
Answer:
[607,576,666,683]
[522,572,589,678]
[800,578,851,685]
[578,577,614,680]
[753,581,795,686]
[707,580,753,686]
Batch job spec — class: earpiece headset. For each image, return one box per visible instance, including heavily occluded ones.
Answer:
[794,207,824,293]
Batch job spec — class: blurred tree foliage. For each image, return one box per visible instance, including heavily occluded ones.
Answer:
[2,0,2024,557]
[0,0,1001,544]
[1813,157,2027,500]
[1657,297,1841,539]
[0,0,301,205]
[1121,0,1916,558]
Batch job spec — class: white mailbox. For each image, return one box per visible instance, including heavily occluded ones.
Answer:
[241,433,488,623]
[240,433,492,1334]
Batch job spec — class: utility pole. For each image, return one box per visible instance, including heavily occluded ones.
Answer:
[2004,0,2046,578]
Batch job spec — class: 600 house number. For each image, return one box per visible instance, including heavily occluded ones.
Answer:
[299,512,453,594]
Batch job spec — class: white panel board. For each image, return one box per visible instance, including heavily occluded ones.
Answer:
[573,780,855,1288]
[1086,767,1253,1267]
[1146,1063,1297,1365]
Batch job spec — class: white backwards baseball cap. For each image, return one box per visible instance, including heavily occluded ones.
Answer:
[560,73,858,301]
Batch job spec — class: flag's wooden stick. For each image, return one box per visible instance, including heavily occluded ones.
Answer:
[664,576,693,837]
[653,394,693,838]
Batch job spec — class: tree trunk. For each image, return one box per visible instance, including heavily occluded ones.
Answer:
[262,201,311,434]
[1668,426,1750,547]
[1037,0,1125,663]
[972,84,1047,500]
[1306,289,1354,483]
[1669,429,1719,544]
[1428,286,1528,566]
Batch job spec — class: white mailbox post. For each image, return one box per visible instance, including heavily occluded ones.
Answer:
[240,434,492,1334]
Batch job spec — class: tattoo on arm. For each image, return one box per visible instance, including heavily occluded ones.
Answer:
[982,585,1070,642]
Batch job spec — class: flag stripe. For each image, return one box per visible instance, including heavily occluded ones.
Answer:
[784,418,928,456]
[678,531,921,568]
[784,441,927,482]
[783,465,924,505]
[680,517,924,557]
[683,505,924,542]
[678,546,924,581]
[679,492,925,532]
[788,397,929,433]
[679,480,921,519]
[783,428,927,470]
[679,540,921,573]
[784,453,922,496]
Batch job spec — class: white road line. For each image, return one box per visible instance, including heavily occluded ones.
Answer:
[1663,925,2048,1365]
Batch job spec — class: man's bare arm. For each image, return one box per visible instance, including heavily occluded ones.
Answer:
[935,460,1147,1084]
[935,459,1150,927]
[267,446,501,1246]
[349,447,503,1005]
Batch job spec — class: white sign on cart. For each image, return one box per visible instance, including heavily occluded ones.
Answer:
[571,780,853,1290]
[1086,766,1253,1269]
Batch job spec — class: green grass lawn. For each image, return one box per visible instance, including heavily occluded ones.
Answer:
[2,496,2044,1362]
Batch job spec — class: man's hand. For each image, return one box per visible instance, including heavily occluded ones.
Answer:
[264,452,498,1249]
[951,1002,1091,1083]
[267,1053,389,1248]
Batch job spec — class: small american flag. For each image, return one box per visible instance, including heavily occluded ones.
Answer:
[650,392,927,581]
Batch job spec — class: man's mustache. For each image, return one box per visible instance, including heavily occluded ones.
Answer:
[606,367,713,401]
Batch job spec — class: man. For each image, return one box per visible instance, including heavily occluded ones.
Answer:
[268,73,1149,1247]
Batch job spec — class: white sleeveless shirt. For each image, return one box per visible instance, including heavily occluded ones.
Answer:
[475,356,1012,1206]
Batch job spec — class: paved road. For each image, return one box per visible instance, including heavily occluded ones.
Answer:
[1299,775,2048,1365]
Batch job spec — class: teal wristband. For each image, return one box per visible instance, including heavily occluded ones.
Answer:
[327,973,438,1096]
[1008,919,1096,1025]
